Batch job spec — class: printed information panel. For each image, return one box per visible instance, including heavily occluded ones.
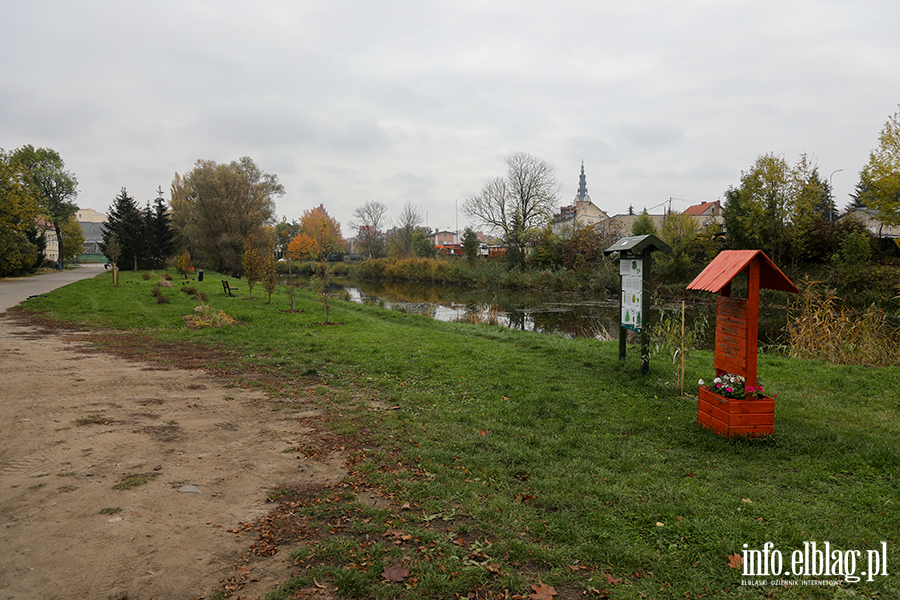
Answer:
[620,257,643,331]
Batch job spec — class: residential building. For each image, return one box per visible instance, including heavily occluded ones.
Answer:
[843,208,899,239]
[428,230,458,245]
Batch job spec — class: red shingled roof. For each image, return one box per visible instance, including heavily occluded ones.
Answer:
[682,201,721,216]
[687,250,799,294]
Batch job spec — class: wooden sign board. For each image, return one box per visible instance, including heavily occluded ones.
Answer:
[714,296,748,377]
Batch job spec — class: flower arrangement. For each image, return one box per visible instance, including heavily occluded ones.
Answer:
[698,373,775,400]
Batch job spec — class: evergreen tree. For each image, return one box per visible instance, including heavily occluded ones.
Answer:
[101,187,145,270]
[145,187,177,269]
[846,180,872,214]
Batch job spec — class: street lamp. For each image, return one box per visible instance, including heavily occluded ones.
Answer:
[455,199,459,243]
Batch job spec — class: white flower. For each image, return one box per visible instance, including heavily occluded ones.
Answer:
[714,377,722,384]
[698,379,705,386]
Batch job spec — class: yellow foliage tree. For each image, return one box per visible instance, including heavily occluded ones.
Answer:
[290,205,345,261]
[286,232,316,261]
[861,105,900,227]
[242,234,266,299]
[176,251,193,278]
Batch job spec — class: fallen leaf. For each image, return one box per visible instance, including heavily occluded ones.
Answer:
[480,430,490,436]
[313,578,326,589]
[656,522,665,527]
[741,498,752,504]
[400,502,411,510]
[530,582,557,599]
[727,553,744,569]
[606,573,622,585]
[382,565,411,583]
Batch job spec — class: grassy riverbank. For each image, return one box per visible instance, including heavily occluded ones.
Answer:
[17,269,900,599]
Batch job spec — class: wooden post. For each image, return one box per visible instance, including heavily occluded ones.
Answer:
[680,300,685,396]
[746,261,760,390]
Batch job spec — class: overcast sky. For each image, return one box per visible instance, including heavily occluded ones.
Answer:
[3,1,899,237]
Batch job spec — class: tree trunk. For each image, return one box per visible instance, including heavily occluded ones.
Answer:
[54,221,65,268]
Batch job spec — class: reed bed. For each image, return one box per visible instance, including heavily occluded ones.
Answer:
[786,285,900,366]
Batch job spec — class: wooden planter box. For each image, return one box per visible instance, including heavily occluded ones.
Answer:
[698,386,774,438]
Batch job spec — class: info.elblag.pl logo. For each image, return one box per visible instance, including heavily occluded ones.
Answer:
[742,541,889,583]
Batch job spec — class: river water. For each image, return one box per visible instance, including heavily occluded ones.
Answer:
[316,277,791,349]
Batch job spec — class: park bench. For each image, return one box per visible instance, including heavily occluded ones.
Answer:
[221,280,238,296]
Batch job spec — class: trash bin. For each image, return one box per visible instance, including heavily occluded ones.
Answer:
[198,269,204,282]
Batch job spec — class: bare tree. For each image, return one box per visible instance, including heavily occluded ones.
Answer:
[390,202,423,258]
[462,152,560,255]
[350,200,388,258]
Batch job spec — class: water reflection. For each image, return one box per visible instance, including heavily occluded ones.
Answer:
[290,276,789,348]
[331,278,684,342]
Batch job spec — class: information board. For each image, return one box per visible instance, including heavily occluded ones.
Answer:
[620,256,643,332]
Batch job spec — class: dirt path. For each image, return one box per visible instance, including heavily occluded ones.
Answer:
[0,316,348,600]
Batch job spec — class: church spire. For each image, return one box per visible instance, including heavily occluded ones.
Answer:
[576,160,589,202]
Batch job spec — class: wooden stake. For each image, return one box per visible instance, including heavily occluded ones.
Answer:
[680,300,686,396]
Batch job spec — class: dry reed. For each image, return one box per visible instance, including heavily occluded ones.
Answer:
[786,284,900,366]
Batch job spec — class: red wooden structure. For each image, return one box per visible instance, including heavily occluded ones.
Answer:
[687,250,798,437]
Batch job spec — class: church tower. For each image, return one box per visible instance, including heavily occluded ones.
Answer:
[576,160,589,202]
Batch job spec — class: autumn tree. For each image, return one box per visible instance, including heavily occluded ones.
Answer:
[60,216,85,263]
[12,145,79,268]
[350,200,388,258]
[655,212,699,280]
[176,251,193,278]
[462,152,560,256]
[262,248,278,304]
[170,157,283,274]
[860,104,900,226]
[562,221,621,272]
[0,148,41,275]
[722,153,793,262]
[274,218,301,259]
[288,205,344,261]
[242,235,266,299]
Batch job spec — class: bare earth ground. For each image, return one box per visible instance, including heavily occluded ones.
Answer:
[0,313,368,600]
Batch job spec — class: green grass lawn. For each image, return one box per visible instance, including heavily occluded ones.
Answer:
[18,269,900,599]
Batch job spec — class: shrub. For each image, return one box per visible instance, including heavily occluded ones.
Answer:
[162,273,173,281]
[181,286,198,295]
[142,273,152,281]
